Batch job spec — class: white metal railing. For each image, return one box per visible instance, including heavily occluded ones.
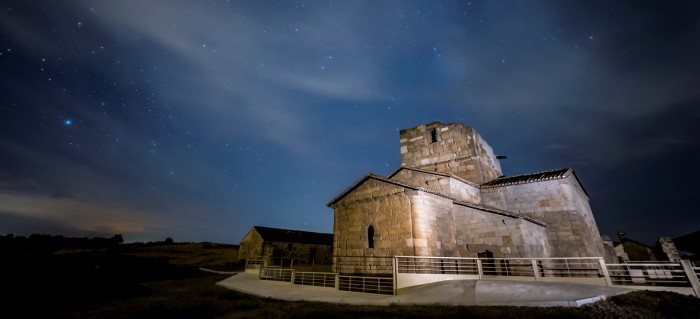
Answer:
[338,275,394,295]
[245,256,264,270]
[293,271,337,288]
[259,267,293,282]
[606,263,690,286]
[395,256,605,279]
[254,256,700,297]
[396,257,480,275]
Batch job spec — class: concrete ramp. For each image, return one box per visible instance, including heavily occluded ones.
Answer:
[218,273,631,307]
[474,280,629,307]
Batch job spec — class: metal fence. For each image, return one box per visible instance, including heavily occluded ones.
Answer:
[606,263,690,286]
[252,256,700,297]
[338,275,394,295]
[396,257,479,275]
[395,256,606,279]
[259,267,293,282]
[293,271,337,288]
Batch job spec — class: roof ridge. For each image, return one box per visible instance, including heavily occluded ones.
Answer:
[481,168,571,188]
[388,166,481,187]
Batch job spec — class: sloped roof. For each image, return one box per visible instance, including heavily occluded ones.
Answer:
[326,172,546,226]
[453,201,546,226]
[252,226,333,245]
[387,166,481,188]
[480,168,588,196]
[327,173,420,207]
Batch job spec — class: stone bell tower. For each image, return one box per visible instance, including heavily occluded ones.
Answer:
[399,121,502,184]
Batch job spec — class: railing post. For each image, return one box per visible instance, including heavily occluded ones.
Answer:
[392,256,398,295]
[477,259,483,279]
[531,259,541,281]
[598,258,612,287]
[680,260,700,297]
[290,269,295,285]
[335,274,339,291]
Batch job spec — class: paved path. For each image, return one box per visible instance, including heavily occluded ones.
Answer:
[217,272,631,307]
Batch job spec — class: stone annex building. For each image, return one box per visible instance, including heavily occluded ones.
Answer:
[328,121,617,269]
[238,226,333,264]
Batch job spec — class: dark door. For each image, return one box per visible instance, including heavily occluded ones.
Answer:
[477,250,495,275]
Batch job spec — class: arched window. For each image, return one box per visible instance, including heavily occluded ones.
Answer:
[367,225,375,249]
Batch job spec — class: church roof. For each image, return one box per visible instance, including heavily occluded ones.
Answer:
[252,226,333,245]
[480,168,588,196]
[453,201,547,226]
[387,166,481,188]
[327,173,420,207]
[326,172,546,226]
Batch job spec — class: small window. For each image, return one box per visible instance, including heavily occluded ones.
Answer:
[368,225,375,249]
[430,128,439,143]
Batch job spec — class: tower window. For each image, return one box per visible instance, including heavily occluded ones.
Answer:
[368,225,375,249]
[430,128,439,143]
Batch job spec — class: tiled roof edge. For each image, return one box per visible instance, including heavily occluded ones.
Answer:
[480,168,572,188]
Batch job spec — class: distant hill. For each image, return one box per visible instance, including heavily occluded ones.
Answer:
[674,230,700,255]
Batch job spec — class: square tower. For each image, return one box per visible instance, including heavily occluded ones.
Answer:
[399,122,502,184]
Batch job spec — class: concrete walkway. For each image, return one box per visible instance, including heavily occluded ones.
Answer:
[217,273,631,307]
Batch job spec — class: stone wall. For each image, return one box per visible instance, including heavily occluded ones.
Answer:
[390,168,481,203]
[238,229,264,261]
[656,237,680,262]
[399,122,502,184]
[450,178,481,203]
[617,241,657,261]
[238,229,332,263]
[332,179,414,258]
[453,204,549,258]
[480,176,609,260]
[391,169,452,195]
[614,244,629,262]
[262,242,333,263]
[409,192,457,257]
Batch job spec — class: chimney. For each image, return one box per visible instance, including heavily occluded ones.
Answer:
[617,231,626,241]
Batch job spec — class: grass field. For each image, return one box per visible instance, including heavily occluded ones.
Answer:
[1,243,699,318]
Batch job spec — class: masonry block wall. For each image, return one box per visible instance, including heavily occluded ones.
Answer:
[409,192,458,257]
[390,168,481,203]
[453,205,550,258]
[399,122,502,184]
[263,242,333,262]
[238,228,333,263]
[480,176,608,260]
[657,237,680,262]
[332,179,414,258]
[238,230,264,261]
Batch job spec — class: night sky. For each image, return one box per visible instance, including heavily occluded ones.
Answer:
[2,1,699,245]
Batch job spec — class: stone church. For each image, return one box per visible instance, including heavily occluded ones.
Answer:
[328,121,615,266]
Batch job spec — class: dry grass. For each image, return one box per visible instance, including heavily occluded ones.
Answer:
[122,243,240,270]
[2,243,698,319]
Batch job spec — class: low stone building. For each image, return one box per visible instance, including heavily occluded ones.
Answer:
[614,231,680,262]
[328,121,617,274]
[238,226,333,265]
